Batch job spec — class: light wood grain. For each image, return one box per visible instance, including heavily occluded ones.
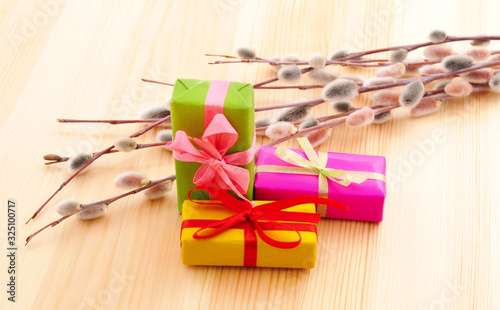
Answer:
[1,0,499,309]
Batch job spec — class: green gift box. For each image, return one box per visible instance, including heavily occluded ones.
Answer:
[170,79,255,212]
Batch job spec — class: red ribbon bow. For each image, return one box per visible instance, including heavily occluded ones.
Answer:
[182,187,349,266]
[167,114,254,201]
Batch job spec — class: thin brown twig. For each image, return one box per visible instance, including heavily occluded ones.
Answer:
[57,118,165,125]
[258,59,500,111]
[336,35,500,61]
[359,59,500,93]
[205,53,237,58]
[210,58,393,68]
[53,85,448,129]
[253,67,314,88]
[140,69,316,90]
[44,143,168,165]
[254,99,325,112]
[25,175,176,245]
[140,58,438,93]
[209,35,500,90]
[263,85,491,147]
[253,88,448,132]
[256,85,324,90]
[26,115,172,224]
[141,78,174,86]
[210,58,440,69]
[251,58,496,92]
[255,104,389,132]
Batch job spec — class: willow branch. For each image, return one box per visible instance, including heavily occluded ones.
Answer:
[337,35,500,61]
[44,143,167,165]
[263,85,491,147]
[26,115,172,224]
[25,175,176,245]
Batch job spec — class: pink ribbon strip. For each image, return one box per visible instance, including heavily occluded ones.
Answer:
[204,81,230,128]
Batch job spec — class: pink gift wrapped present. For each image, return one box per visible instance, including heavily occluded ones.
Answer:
[254,138,387,222]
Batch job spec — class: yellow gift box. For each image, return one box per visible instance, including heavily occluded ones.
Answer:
[181,200,319,268]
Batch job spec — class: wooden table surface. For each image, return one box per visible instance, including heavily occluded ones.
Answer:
[1,0,500,309]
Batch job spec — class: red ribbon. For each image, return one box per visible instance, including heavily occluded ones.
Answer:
[182,187,349,266]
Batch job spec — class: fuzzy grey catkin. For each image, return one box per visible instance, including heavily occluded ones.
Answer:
[461,68,494,84]
[115,137,137,153]
[371,90,400,106]
[444,81,473,97]
[389,48,408,62]
[322,79,358,102]
[269,55,282,72]
[113,171,149,189]
[345,107,374,127]
[140,106,171,127]
[375,63,406,79]
[235,45,256,59]
[463,47,490,62]
[488,54,500,62]
[308,68,337,85]
[410,100,442,117]
[330,101,354,113]
[428,29,447,43]
[308,53,326,68]
[255,117,272,128]
[418,64,446,75]
[156,129,173,143]
[399,80,425,109]
[68,153,92,173]
[164,97,171,110]
[276,105,311,122]
[363,77,396,87]
[277,65,302,83]
[423,44,454,60]
[140,106,171,119]
[471,37,490,47]
[55,199,81,216]
[299,117,320,130]
[265,122,297,139]
[442,55,475,72]
[281,53,300,62]
[328,48,349,60]
[144,180,173,200]
[256,117,272,136]
[373,111,392,124]
[433,79,452,90]
[489,73,500,92]
[304,129,330,148]
[77,203,107,221]
[340,75,364,84]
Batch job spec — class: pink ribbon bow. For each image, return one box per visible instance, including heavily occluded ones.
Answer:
[167,113,254,200]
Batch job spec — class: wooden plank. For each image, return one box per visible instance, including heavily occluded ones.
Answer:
[0,0,499,309]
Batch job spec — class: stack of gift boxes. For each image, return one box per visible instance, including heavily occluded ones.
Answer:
[168,79,387,268]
